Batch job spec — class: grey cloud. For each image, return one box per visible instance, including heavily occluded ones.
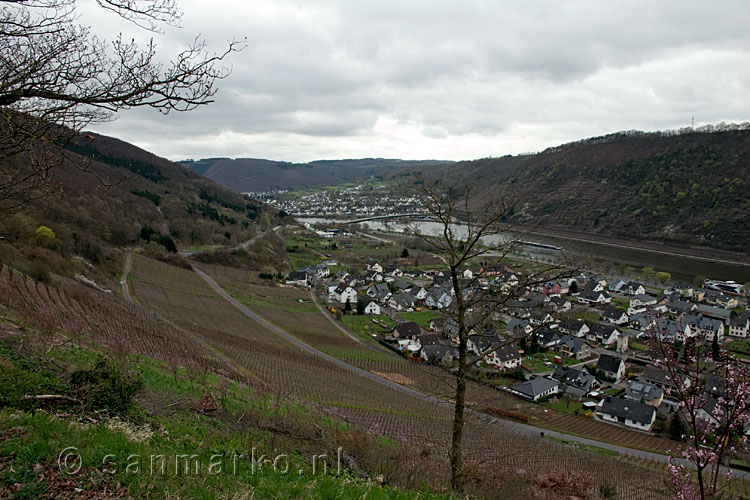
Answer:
[83,0,750,161]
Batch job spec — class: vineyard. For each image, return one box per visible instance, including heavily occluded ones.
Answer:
[0,262,229,383]
[0,253,716,498]
[126,256,676,499]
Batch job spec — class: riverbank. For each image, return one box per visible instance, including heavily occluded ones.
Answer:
[514,224,750,267]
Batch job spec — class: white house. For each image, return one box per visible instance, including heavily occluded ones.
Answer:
[329,283,357,304]
[364,301,381,315]
[508,377,559,402]
[602,306,629,325]
[597,353,626,382]
[587,324,620,346]
[367,262,383,273]
[486,344,522,370]
[598,396,656,431]
[729,315,750,338]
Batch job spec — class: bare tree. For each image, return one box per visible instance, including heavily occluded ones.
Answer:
[0,0,244,210]
[407,176,573,492]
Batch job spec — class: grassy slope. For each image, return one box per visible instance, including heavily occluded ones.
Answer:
[0,343,451,500]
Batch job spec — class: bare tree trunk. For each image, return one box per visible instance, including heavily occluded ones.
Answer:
[450,265,467,492]
[450,344,467,491]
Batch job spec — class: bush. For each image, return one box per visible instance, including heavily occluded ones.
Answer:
[26,259,50,282]
[157,234,177,253]
[35,225,55,247]
[485,406,529,422]
[69,358,143,416]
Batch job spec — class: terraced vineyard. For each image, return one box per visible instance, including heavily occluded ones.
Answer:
[192,262,518,410]
[0,261,227,380]
[122,256,674,499]
[532,409,676,454]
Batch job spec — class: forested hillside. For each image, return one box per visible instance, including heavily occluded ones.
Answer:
[0,132,284,287]
[414,128,750,251]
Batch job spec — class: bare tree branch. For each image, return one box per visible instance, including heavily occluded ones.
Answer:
[0,0,245,210]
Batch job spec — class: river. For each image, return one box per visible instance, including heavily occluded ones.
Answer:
[297,217,750,284]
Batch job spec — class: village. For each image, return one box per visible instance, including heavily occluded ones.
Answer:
[254,183,429,218]
[282,223,750,439]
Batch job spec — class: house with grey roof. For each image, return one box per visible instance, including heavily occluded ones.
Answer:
[596,353,625,382]
[705,374,726,399]
[624,282,646,296]
[642,365,691,394]
[626,380,663,406]
[602,306,628,325]
[534,328,561,348]
[665,296,698,315]
[388,292,416,311]
[578,287,611,305]
[598,396,656,431]
[485,344,522,370]
[506,317,533,335]
[553,366,597,396]
[587,323,619,346]
[364,301,381,315]
[683,314,725,341]
[628,294,657,315]
[729,314,750,338]
[628,312,654,331]
[696,305,732,324]
[366,283,392,302]
[558,319,590,338]
[285,270,310,287]
[420,344,457,365]
[508,377,559,401]
[654,318,693,343]
[556,335,592,360]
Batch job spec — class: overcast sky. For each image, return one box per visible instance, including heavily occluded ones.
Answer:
[84,0,750,163]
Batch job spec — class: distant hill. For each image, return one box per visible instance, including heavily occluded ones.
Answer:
[411,128,750,251]
[178,157,453,192]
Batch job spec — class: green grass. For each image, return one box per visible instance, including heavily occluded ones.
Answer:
[629,340,648,351]
[182,244,223,252]
[544,436,619,457]
[396,310,442,328]
[527,351,577,369]
[233,294,319,314]
[342,315,396,338]
[0,409,450,500]
[543,399,583,415]
[0,342,451,500]
[728,339,750,354]
[290,254,326,270]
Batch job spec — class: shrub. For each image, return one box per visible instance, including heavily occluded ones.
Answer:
[35,225,55,247]
[69,358,143,416]
[485,406,529,422]
[157,234,177,253]
[26,259,50,282]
